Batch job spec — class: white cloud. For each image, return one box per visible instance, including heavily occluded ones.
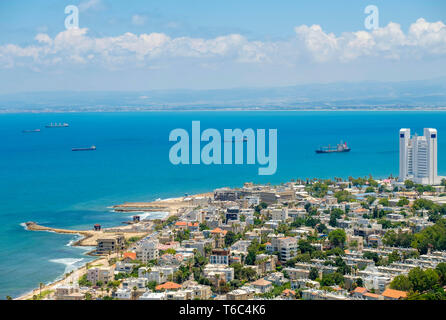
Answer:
[79,0,102,12]
[1,18,446,71]
[294,24,338,62]
[132,14,147,26]
[294,18,446,62]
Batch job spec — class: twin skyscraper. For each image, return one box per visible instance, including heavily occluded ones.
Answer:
[399,128,442,185]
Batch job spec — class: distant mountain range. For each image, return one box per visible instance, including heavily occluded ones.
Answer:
[1,78,446,112]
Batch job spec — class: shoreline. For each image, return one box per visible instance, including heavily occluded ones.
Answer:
[3,109,446,114]
[14,192,213,300]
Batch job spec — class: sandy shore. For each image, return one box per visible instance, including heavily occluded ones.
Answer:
[16,253,117,300]
[112,192,213,218]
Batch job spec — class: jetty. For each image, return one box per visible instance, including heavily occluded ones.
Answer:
[24,222,149,247]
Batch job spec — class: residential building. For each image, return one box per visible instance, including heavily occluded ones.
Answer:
[135,240,159,263]
[209,249,230,265]
[54,285,84,300]
[271,208,288,222]
[226,288,255,300]
[139,292,167,300]
[96,235,125,255]
[86,266,115,284]
[250,279,273,293]
[203,264,234,283]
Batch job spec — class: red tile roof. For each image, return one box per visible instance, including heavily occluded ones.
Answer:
[353,287,367,294]
[382,288,407,299]
[211,227,228,235]
[252,279,272,287]
[282,289,296,296]
[123,252,137,260]
[155,282,182,291]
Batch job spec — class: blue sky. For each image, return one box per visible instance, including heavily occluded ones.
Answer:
[0,0,446,93]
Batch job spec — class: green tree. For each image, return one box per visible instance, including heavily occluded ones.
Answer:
[329,209,344,227]
[388,250,401,264]
[199,223,209,231]
[335,256,351,275]
[224,231,237,247]
[397,197,410,207]
[245,248,257,266]
[408,267,439,292]
[412,219,446,254]
[334,190,353,203]
[365,186,375,193]
[328,229,346,248]
[320,272,344,286]
[383,230,414,248]
[309,267,319,280]
[307,182,328,198]
[78,274,92,287]
[298,240,315,254]
[316,223,328,235]
[230,263,243,280]
[363,251,379,264]
[435,263,446,286]
[241,267,257,281]
[404,180,415,189]
[390,275,413,291]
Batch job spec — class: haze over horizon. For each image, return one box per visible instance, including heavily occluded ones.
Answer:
[1,78,446,112]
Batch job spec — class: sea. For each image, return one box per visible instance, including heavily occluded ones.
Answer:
[1,111,445,299]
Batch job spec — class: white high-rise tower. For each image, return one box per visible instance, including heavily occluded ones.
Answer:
[399,128,440,185]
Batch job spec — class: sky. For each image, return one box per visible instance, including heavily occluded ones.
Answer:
[0,0,446,93]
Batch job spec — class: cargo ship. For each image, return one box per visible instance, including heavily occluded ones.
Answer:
[316,141,351,154]
[72,145,96,151]
[22,129,41,133]
[45,123,69,128]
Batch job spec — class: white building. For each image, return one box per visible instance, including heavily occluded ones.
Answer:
[122,278,147,290]
[86,266,115,284]
[115,288,132,300]
[203,264,234,283]
[139,292,167,300]
[270,237,298,263]
[399,128,442,185]
[115,261,134,273]
[135,240,159,263]
[271,208,288,222]
[138,266,177,284]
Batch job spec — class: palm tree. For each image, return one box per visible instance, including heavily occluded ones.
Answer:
[39,282,44,299]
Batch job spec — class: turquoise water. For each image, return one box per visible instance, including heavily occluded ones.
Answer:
[1,111,445,298]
